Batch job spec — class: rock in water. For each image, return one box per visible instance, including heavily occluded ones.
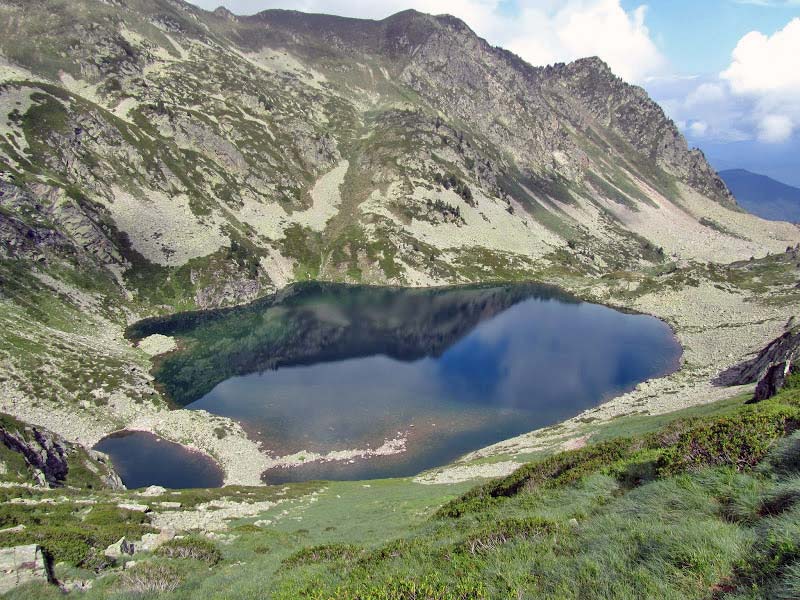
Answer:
[0,545,54,594]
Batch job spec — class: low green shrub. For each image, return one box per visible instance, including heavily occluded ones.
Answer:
[84,505,150,527]
[156,535,221,565]
[117,561,182,594]
[346,575,486,600]
[357,537,428,568]
[0,501,156,566]
[438,438,636,518]
[461,516,559,555]
[657,406,800,476]
[231,523,262,533]
[286,574,487,600]
[283,543,362,567]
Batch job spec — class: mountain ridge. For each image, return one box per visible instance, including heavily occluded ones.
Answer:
[720,168,800,223]
[1,0,800,495]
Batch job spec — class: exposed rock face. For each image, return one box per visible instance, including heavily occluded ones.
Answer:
[1,0,792,318]
[0,415,124,489]
[0,424,70,486]
[753,361,798,402]
[0,544,54,594]
[716,326,800,387]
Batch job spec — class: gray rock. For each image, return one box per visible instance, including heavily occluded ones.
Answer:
[753,361,795,402]
[118,502,151,513]
[104,537,135,559]
[0,544,54,594]
[139,485,168,497]
[139,529,175,552]
[716,326,800,386]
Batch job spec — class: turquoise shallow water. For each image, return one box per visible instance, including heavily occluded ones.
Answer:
[101,283,681,487]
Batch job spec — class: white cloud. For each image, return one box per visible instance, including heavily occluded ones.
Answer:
[190,0,668,83]
[758,114,794,142]
[653,18,800,145]
[688,120,709,137]
[722,19,800,96]
[685,82,726,108]
[720,18,800,144]
[504,1,666,82]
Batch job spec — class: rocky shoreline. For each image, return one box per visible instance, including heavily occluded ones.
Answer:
[4,263,797,488]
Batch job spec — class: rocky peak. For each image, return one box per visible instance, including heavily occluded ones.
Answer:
[212,6,237,21]
[565,55,615,76]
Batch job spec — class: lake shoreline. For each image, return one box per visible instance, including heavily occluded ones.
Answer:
[2,275,795,487]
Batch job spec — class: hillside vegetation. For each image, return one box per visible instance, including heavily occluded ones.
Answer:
[2,385,799,598]
[2,3,800,597]
[1,0,799,494]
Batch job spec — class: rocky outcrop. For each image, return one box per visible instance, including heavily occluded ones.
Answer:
[0,423,70,486]
[715,324,800,401]
[0,544,54,594]
[753,361,798,402]
[715,326,800,387]
[248,9,733,207]
[0,414,124,489]
[0,182,123,266]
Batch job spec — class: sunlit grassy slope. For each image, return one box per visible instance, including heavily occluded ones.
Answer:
[7,383,800,599]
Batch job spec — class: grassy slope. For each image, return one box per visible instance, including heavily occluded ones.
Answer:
[7,384,800,599]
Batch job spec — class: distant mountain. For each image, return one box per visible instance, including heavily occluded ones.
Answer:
[720,169,800,223]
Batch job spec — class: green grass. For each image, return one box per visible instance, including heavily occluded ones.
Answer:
[9,387,800,599]
[0,502,156,568]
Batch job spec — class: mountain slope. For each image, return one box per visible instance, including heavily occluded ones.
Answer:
[1,0,795,311]
[721,169,800,223]
[1,0,800,491]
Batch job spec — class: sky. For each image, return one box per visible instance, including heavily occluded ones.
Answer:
[189,0,800,186]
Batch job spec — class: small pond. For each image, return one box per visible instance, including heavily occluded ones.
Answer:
[113,282,681,485]
[93,431,224,489]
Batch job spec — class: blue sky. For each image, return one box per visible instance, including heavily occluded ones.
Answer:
[622,0,799,75]
[192,0,800,185]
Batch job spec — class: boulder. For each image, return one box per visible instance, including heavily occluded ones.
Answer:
[139,485,167,497]
[118,503,150,513]
[752,361,798,403]
[139,529,175,552]
[716,326,800,386]
[0,544,54,594]
[104,537,135,559]
[0,525,26,535]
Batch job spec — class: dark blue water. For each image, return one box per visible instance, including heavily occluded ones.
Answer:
[182,293,681,483]
[107,284,681,486]
[94,431,224,489]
